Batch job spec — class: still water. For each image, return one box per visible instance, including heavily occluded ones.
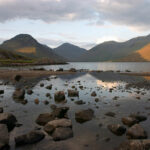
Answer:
[1,62,150,72]
[0,71,150,150]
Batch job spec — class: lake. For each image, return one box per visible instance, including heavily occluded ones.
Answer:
[1,62,150,72]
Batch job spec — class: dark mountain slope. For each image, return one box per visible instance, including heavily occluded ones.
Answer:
[54,43,87,61]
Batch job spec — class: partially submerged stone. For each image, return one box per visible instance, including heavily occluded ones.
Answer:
[107,124,126,136]
[15,131,45,146]
[105,112,116,117]
[126,124,147,139]
[91,91,97,97]
[13,89,25,100]
[68,90,79,97]
[75,109,94,123]
[54,91,65,102]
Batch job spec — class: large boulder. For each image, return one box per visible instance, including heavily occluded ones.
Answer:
[15,131,45,146]
[13,89,25,100]
[126,124,147,139]
[36,107,69,126]
[51,127,73,141]
[0,124,9,150]
[75,109,94,123]
[54,91,65,102]
[68,90,79,97]
[107,124,126,136]
[0,113,17,131]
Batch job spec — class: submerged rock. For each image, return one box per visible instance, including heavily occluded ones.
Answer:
[126,124,147,139]
[107,124,126,136]
[0,124,9,150]
[75,100,85,105]
[13,89,25,100]
[68,90,79,97]
[15,130,45,146]
[54,91,65,102]
[75,109,94,123]
[0,113,17,131]
[52,127,73,141]
[105,112,116,117]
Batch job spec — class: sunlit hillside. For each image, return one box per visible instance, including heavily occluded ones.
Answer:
[137,43,150,61]
[16,47,36,54]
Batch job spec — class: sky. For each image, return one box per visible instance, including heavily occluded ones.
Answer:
[0,0,150,49]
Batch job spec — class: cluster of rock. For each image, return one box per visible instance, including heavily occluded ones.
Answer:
[36,106,73,141]
[107,113,149,149]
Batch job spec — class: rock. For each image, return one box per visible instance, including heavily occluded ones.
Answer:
[34,99,39,104]
[0,113,17,131]
[44,119,72,134]
[95,98,99,102]
[27,89,33,95]
[13,89,25,100]
[130,114,147,122]
[14,75,22,81]
[75,100,85,105]
[105,112,116,117]
[68,90,79,97]
[122,117,138,127]
[36,113,54,126]
[117,139,150,150]
[0,108,3,113]
[46,85,52,90]
[0,90,4,95]
[54,91,65,102]
[91,91,97,97]
[52,107,69,119]
[79,86,83,90]
[127,124,147,139]
[46,93,51,97]
[36,107,69,126]
[0,124,9,150]
[69,68,76,72]
[40,83,44,87]
[15,130,45,146]
[107,124,126,136]
[43,100,49,105]
[52,127,73,141]
[57,68,63,72]
[75,109,94,123]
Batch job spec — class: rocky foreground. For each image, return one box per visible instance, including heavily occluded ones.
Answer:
[0,69,150,149]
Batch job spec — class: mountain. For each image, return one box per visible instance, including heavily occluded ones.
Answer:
[0,34,65,63]
[80,34,150,62]
[54,43,87,61]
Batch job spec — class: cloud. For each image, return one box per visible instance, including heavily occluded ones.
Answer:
[0,0,150,31]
